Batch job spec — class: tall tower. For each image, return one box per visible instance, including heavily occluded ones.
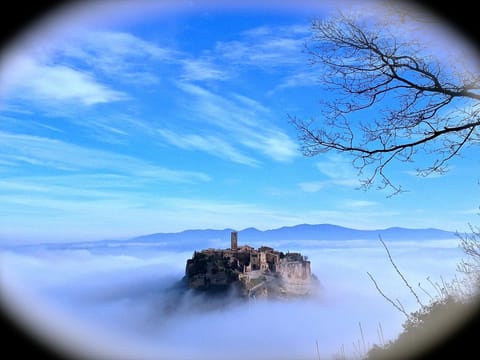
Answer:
[260,252,268,271]
[231,231,238,251]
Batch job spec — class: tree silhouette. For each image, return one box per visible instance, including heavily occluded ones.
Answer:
[290,11,480,194]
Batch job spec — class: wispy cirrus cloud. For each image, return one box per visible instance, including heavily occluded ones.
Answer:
[70,31,174,62]
[174,82,298,164]
[297,179,358,193]
[157,129,259,167]
[456,207,480,215]
[273,68,326,92]
[0,131,210,183]
[298,181,327,193]
[68,113,160,146]
[316,155,358,180]
[404,170,447,179]
[342,200,378,209]
[240,130,298,163]
[0,192,309,242]
[0,175,136,200]
[59,31,178,84]
[178,24,310,82]
[215,24,310,68]
[180,58,230,82]
[298,155,360,192]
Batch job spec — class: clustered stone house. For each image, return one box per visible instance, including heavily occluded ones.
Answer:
[185,231,312,296]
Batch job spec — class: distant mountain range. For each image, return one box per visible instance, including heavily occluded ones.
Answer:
[10,224,458,253]
[133,224,457,244]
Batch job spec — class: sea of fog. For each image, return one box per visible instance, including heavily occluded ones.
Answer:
[0,236,466,360]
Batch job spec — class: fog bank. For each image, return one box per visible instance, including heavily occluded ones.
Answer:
[0,238,464,359]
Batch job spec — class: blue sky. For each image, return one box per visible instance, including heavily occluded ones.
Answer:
[0,0,478,242]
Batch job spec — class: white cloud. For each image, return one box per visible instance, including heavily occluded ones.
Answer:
[298,181,327,193]
[457,207,480,215]
[277,71,317,89]
[1,30,179,106]
[157,129,259,166]
[215,24,310,68]
[175,82,298,163]
[0,131,210,183]
[297,179,358,193]
[229,93,270,113]
[66,113,160,146]
[180,58,230,81]
[240,131,298,162]
[80,31,173,60]
[1,56,127,106]
[60,31,178,84]
[404,170,447,179]
[146,197,403,234]
[298,155,360,193]
[0,176,129,201]
[343,200,378,208]
[0,178,465,243]
[0,194,304,243]
[316,155,358,180]
[273,68,326,92]
[84,121,129,137]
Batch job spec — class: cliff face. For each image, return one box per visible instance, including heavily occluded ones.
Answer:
[184,243,315,299]
[276,255,312,296]
[185,251,240,292]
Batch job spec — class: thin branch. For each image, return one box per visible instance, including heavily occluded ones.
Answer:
[418,282,435,301]
[367,271,409,318]
[379,236,424,308]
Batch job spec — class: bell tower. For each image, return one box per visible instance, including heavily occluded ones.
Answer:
[231,231,238,251]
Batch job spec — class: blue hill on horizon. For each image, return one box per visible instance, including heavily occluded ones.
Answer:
[132,224,457,243]
[7,224,459,253]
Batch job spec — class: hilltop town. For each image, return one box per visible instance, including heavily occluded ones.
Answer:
[184,231,315,299]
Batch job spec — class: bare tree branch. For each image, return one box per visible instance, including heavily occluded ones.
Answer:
[290,11,480,193]
[379,237,423,308]
[367,271,409,318]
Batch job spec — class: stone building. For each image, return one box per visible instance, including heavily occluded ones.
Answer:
[185,231,314,297]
